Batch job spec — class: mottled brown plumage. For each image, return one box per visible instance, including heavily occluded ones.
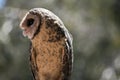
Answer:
[20,8,73,80]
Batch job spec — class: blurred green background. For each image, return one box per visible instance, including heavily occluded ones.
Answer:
[0,0,120,80]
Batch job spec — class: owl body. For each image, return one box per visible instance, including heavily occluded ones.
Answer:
[20,8,73,80]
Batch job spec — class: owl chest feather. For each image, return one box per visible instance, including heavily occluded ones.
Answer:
[30,40,68,80]
[30,24,70,80]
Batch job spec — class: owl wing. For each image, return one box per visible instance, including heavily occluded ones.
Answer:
[62,29,73,80]
[29,46,39,80]
[45,14,73,79]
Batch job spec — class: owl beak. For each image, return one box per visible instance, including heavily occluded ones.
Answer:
[22,27,34,39]
[22,29,27,36]
[22,29,30,38]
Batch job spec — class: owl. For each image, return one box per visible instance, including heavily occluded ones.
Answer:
[20,8,73,80]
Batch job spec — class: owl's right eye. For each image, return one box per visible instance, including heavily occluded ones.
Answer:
[27,18,34,27]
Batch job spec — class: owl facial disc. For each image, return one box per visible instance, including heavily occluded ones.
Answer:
[20,12,40,39]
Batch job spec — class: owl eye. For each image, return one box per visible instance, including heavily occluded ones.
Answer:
[27,18,34,27]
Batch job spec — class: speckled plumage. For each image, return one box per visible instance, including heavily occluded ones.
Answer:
[20,8,73,80]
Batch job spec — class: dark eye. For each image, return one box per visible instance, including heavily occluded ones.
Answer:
[27,18,34,26]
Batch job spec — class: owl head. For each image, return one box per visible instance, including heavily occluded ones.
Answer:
[20,8,67,41]
[20,8,42,39]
